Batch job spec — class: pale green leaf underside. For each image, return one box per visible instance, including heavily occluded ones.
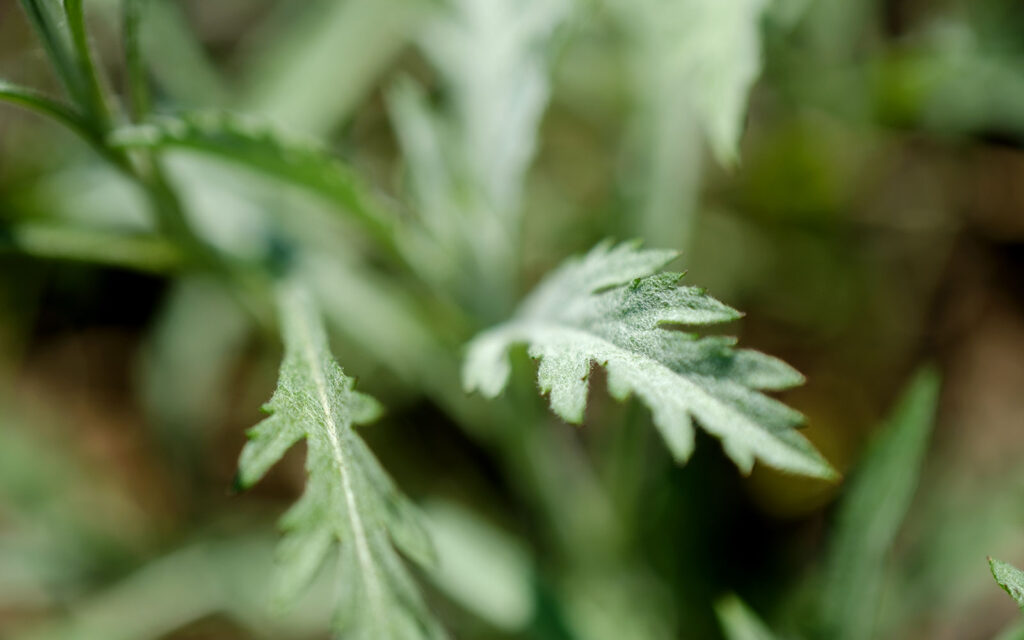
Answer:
[620,0,768,167]
[237,283,445,640]
[464,240,835,480]
[991,558,1024,611]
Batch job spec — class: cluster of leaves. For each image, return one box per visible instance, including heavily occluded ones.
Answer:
[2,0,1023,639]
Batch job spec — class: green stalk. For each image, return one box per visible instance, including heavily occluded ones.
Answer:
[122,0,150,120]
[64,0,112,126]
[9,2,269,325]
[16,0,88,106]
[0,79,131,172]
[1,224,183,273]
[0,80,93,140]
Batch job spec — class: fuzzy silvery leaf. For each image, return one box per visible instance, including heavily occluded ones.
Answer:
[237,283,446,640]
[991,558,1024,611]
[464,240,836,479]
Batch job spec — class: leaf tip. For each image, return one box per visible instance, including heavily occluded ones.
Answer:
[230,471,250,494]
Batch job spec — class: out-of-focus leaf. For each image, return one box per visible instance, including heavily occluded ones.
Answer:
[818,367,941,640]
[108,113,400,252]
[422,500,534,631]
[0,224,182,273]
[417,0,569,218]
[561,567,676,640]
[140,277,251,455]
[0,400,145,610]
[389,0,569,315]
[0,79,98,144]
[139,1,228,107]
[465,240,835,479]
[995,621,1024,640]
[242,0,429,135]
[614,0,768,250]
[15,0,88,109]
[616,0,769,168]
[714,594,780,640]
[11,535,338,640]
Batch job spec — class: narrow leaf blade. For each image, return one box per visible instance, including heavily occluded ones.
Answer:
[818,367,941,640]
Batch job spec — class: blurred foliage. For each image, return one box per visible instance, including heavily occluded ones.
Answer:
[1,0,1024,638]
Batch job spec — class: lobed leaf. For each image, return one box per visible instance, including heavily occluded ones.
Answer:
[464,240,835,479]
[237,282,446,640]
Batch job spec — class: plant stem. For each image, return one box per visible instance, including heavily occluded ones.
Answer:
[0,224,183,273]
[122,0,150,120]
[64,0,112,127]
[16,0,87,106]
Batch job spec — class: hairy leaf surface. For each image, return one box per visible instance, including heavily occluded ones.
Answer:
[991,558,1024,611]
[464,240,835,479]
[237,283,445,640]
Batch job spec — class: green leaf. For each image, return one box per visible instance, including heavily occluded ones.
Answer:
[137,0,228,107]
[242,0,427,135]
[122,0,150,120]
[0,79,95,141]
[616,0,769,168]
[0,223,183,273]
[63,0,110,126]
[995,622,1024,640]
[108,112,401,253]
[991,558,1024,612]
[463,240,835,479]
[415,0,569,217]
[237,282,446,640]
[16,0,87,109]
[714,594,780,640]
[818,367,941,640]
[421,500,534,632]
[388,0,569,314]
[0,80,130,171]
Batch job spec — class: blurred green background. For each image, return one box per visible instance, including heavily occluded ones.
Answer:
[1,0,1023,638]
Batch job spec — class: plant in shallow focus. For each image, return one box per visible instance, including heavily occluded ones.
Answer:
[3,0,1020,639]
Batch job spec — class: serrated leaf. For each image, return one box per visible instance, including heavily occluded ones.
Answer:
[237,282,446,640]
[817,367,940,640]
[388,0,568,313]
[991,558,1024,612]
[463,240,835,479]
[416,0,569,218]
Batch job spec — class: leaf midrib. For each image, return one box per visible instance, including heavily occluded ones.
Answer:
[294,305,388,634]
